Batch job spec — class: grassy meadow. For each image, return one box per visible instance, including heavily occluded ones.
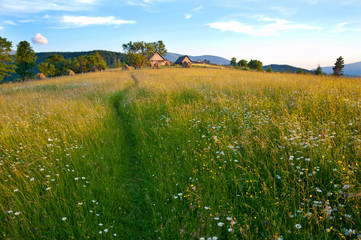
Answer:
[1,68,360,239]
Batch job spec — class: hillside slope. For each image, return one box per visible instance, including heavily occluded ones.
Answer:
[263,64,312,73]
[165,52,230,65]
[320,61,361,76]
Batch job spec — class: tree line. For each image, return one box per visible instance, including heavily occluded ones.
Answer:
[230,57,264,71]
[38,52,107,77]
[230,56,345,76]
[0,37,112,83]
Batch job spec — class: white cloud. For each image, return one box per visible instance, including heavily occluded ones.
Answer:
[209,18,322,37]
[332,22,348,33]
[4,20,16,25]
[18,19,36,23]
[126,0,174,7]
[75,0,97,3]
[0,26,3,30]
[193,5,203,12]
[331,22,361,33]
[32,33,48,45]
[60,16,136,27]
[0,0,97,14]
[270,6,297,17]
[185,14,192,20]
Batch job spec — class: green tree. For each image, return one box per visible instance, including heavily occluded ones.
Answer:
[15,41,36,81]
[44,54,66,76]
[111,57,117,68]
[86,52,107,71]
[122,41,156,69]
[281,69,285,73]
[64,58,73,71]
[266,67,272,72]
[315,65,323,75]
[116,59,121,68]
[248,59,263,71]
[78,56,88,73]
[230,57,237,67]
[0,36,15,83]
[71,58,80,73]
[238,59,248,69]
[38,62,56,77]
[296,69,303,74]
[151,40,167,56]
[333,56,344,76]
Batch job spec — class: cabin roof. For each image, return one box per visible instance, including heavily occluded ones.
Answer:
[148,52,165,61]
[175,55,192,64]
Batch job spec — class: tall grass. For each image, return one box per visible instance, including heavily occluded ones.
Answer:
[120,69,361,239]
[1,68,360,239]
[0,72,138,239]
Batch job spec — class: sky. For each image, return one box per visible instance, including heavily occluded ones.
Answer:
[0,0,360,69]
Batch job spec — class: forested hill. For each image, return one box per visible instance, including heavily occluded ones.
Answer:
[3,50,126,83]
[35,50,127,67]
[263,64,313,74]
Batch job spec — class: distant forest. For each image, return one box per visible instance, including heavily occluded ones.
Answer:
[263,64,313,74]
[3,50,127,82]
[35,50,127,66]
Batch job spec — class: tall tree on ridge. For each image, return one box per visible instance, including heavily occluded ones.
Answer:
[333,56,344,76]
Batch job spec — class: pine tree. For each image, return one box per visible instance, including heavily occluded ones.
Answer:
[315,65,323,75]
[15,41,36,81]
[333,56,344,76]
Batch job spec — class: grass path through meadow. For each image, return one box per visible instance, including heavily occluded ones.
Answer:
[110,71,154,239]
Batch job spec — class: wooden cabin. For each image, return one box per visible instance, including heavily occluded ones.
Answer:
[148,52,168,66]
[175,56,192,65]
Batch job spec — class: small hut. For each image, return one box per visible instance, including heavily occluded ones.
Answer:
[148,52,169,66]
[164,60,171,67]
[154,62,160,69]
[175,56,192,65]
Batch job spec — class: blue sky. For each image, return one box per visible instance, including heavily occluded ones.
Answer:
[0,0,360,69]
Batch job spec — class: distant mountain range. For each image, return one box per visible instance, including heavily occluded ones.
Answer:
[165,52,230,65]
[317,61,361,76]
[263,64,312,74]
